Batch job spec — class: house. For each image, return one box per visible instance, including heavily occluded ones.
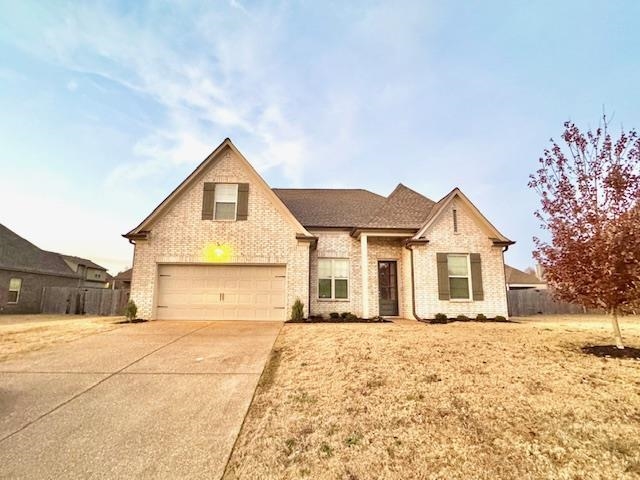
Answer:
[61,255,109,288]
[112,268,132,290]
[0,224,111,314]
[124,139,514,321]
[505,265,547,290]
[0,224,79,314]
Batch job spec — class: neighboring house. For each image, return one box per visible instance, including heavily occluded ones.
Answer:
[61,255,109,288]
[0,224,79,314]
[112,268,132,290]
[505,265,547,290]
[124,138,514,321]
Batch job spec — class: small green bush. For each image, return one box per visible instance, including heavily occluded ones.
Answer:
[291,298,304,321]
[340,311,351,319]
[329,312,340,319]
[456,314,470,322]
[124,300,137,322]
[431,313,448,324]
[475,313,487,322]
[371,315,384,322]
[345,313,358,321]
[494,315,507,322]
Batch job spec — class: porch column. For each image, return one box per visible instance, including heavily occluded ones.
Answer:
[361,233,368,319]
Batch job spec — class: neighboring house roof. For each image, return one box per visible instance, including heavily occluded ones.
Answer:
[505,265,546,286]
[114,268,132,281]
[0,224,77,277]
[60,254,107,271]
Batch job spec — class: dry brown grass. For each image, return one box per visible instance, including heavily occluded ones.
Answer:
[224,315,640,480]
[0,314,122,361]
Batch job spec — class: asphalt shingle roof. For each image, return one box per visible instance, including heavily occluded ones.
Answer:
[504,265,545,285]
[0,224,77,277]
[273,184,435,229]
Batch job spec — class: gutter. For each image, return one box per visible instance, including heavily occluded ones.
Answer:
[403,239,429,322]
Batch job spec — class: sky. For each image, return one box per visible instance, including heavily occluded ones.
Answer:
[1,0,639,274]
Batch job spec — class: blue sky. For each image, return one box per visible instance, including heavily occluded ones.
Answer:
[1,1,639,274]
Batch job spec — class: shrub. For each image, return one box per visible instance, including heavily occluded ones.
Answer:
[371,315,384,322]
[345,313,358,321]
[456,314,470,322]
[431,313,448,324]
[124,300,137,322]
[329,312,340,319]
[340,312,351,319]
[494,315,508,322]
[475,313,487,322]
[291,298,304,321]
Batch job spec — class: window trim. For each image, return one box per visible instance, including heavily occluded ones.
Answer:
[214,183,239,221]
[8,277,22,304]
[318,258,350,301]
[447,254,472,301]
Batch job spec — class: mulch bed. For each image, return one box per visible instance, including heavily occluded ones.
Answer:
[115,318,148,324]
[581,345,640,359]
[287,318,392,324]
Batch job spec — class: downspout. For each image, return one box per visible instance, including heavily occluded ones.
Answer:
[404,241,428,322]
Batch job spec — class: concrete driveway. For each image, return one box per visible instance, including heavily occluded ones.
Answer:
[0,320,281,479]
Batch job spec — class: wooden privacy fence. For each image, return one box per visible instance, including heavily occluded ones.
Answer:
[507,289,592,316]
[41,287,129,316]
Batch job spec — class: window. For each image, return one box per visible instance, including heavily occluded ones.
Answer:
[214,184,238,220]
[8,278,22,304]
[447,254,470,299]
[318,259,349,300]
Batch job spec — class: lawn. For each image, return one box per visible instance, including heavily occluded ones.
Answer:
[0,315,122,362]
[224,315,640,480]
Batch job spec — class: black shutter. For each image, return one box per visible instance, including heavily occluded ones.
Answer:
[470,253,484,300]
[202,183,215,220]
[436,253,450,300]
[236,183,249,221]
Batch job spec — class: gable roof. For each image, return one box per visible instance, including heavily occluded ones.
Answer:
[364,184,435,229]
[125,138,312,238]
[114,268,132,281]
[0,224,77,277]
[60,255,107,271]
[505,265,545,286]
[414,188,513,244]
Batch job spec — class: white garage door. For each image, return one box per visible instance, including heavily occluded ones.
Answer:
[156,264,286,321]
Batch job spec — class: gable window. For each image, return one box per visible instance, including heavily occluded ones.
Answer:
[8,278,22,304]
[318,259,349,300]
[214,184,238,220]
[447,254,471,300]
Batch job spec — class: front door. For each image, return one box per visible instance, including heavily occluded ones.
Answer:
[378,261,399,316]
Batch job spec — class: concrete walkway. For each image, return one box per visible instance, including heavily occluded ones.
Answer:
[0,320,282,479]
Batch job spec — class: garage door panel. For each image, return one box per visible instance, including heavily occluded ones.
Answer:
[156,265,286,321]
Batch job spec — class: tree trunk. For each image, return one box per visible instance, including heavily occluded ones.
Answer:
[611,309,624,349]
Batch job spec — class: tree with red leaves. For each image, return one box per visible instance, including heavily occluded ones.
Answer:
[529,116,640,348]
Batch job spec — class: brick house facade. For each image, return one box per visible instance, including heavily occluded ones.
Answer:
[125,139,513,321]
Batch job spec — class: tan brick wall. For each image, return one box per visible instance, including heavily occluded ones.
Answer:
[309,231,408,318]
[309,230,362,317]
[130,147,309,320]
[411,199,509,318]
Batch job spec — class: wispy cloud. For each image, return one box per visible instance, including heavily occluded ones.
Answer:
[25,2,309,184]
